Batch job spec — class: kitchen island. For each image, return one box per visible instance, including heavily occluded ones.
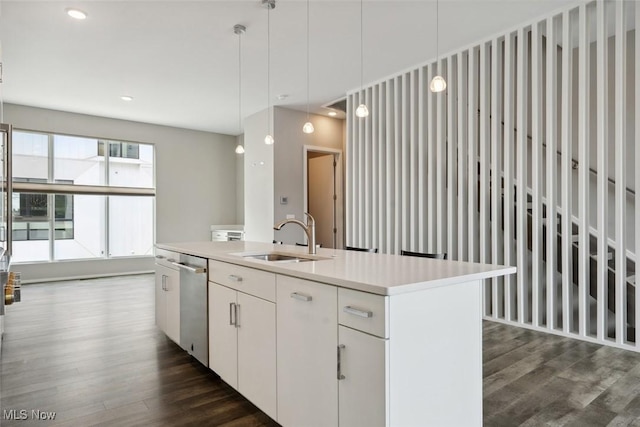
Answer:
[156,241,516,427]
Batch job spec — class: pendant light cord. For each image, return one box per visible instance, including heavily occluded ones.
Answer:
[436,0,439,62]
[306,0,310,118]
[238,30,242,135]
[360,0,364,92]
[267,5,271,135]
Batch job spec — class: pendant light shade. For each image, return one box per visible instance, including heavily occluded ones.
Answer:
[235,144,245,154]
[430,75,447,93]
[264,134,275,145]
[302,121,315,134]
[355,103,369,118]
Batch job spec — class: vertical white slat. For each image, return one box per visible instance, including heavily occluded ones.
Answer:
[378,83,387,253]
[436,58,446,253]
[614,0,627,344]
[491,38,504,319]
[458,52,469,262]
[394,76,402,254]
[410,70,419,252]
[596,0,608,341]
[468,48,479,264]
[371,85,379,251]
[546,15,558,331]
[365,88,373,248]
[428,64,437,253]
[480,42,491,316]
[346,94,353,245]
[561,9,574,335]
[516,28,529,324]
[636,0,640,350]
[418,67,427,252]
[577,3,590,337]
[504,33,515,321]
[386,80,395,254]
[447,56,457,259]
[401,73,410,252]
[531,21,544,327]
[357,91,366,247]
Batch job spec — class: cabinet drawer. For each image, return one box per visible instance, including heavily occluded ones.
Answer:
[155,248,180,270]
[209,260,276,302]
[338,288,389,338]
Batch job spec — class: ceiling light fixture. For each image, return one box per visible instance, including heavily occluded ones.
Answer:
[120,95,133,102]
[66,8,87,20]
[355,0,368,118]
[429,0,447,93]
[263,0,276,145]
[234,24,246,155]
[302,0,314,134]
[328,111,337,117]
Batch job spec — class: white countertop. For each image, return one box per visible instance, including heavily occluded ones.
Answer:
[156,241,516,296]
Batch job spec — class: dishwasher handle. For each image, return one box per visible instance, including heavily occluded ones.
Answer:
[171,262,207,274]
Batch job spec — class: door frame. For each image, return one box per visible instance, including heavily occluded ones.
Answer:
[302,145,343,249]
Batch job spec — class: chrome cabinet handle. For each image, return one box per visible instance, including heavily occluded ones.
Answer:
[337,344,346,380]
[343,306,373,318]
[161,275,167,291]
[228,275,243,282]
[234,304,240,328]
[290,292,312,302]
[229,302,236,326]
[155,255,165,259]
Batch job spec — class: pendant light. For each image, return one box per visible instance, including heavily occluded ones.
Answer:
[355,0,368,118]
[234,24,246,154]
[264,0,275,145]
[430,0,446,93]
[302,0,314,134]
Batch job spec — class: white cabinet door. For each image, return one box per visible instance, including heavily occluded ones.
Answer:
[237,292,277,421]
[208,282,238,389]
[164,267,180,344]
[156,264,180,342]
[276,276,338,427]
[338,325,389,427]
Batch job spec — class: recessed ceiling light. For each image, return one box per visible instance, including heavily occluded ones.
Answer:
[66,8,87,20]
[328,111,337,117]
[121,95,133,101]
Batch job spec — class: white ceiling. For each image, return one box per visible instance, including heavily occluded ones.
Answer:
[0,0,577,136]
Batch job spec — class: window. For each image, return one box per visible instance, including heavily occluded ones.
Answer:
[12,130,155,263]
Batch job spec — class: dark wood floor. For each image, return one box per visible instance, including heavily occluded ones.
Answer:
[2,275,640,426]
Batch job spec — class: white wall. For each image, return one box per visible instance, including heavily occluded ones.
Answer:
[243,108,274,243]
[5,104,238,282]
[243,106,345,244]
[273,107,344,245]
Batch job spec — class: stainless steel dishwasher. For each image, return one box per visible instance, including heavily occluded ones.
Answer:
[174,254,208,366]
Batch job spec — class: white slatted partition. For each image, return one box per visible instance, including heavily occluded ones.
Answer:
[345,0,640,351]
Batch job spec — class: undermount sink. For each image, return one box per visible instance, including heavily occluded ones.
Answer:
[239,252,328,263]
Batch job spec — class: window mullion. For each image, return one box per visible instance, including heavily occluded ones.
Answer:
[48,134,54,261]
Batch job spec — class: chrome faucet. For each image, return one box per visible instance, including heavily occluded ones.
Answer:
[273,212,317,255]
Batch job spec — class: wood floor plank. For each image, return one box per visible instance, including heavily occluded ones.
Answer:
[3,275,640,426]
